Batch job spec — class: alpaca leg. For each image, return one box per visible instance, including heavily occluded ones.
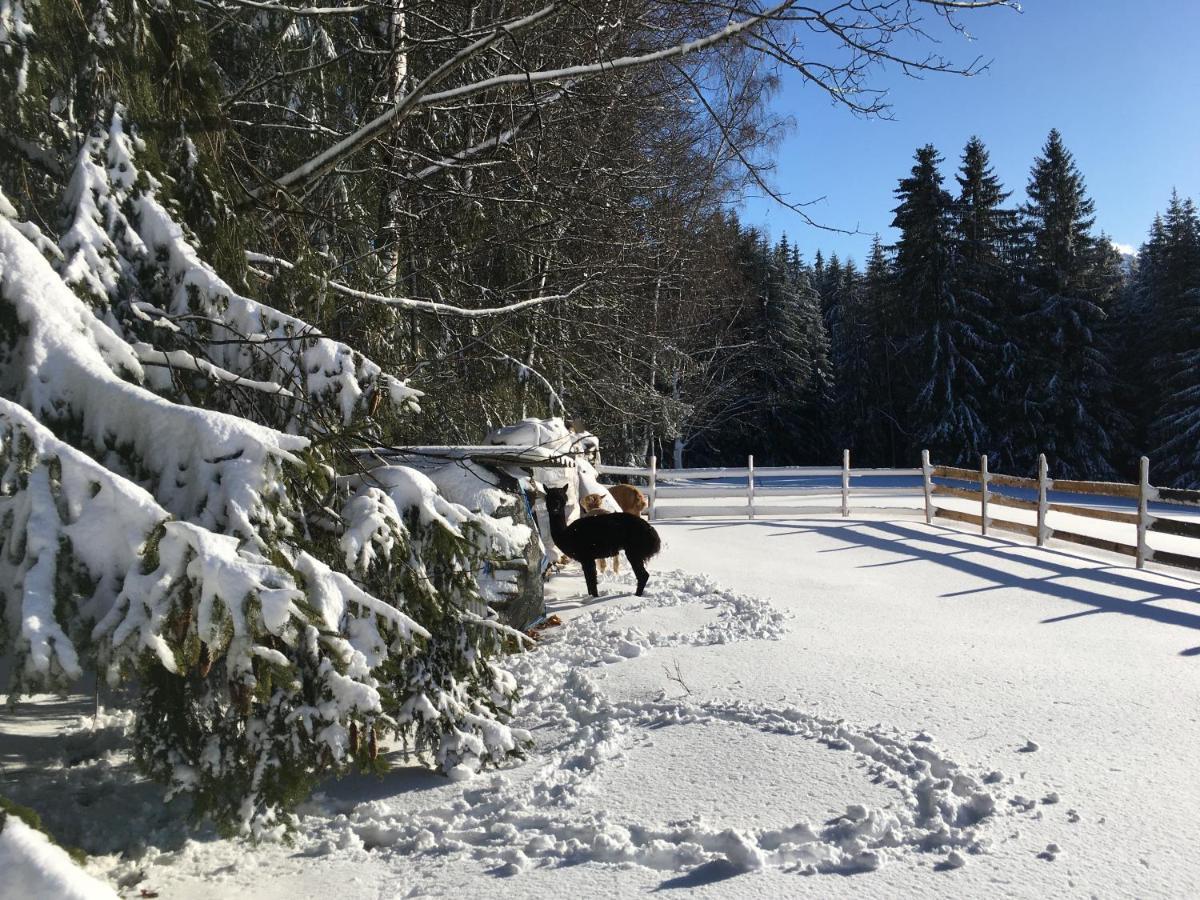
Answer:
[612,555,620,574]
[627,555,650,596]
[597,556,607,574]
[581,558,599,597]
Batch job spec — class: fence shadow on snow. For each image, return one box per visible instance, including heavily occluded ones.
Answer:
[678,517,1200,649]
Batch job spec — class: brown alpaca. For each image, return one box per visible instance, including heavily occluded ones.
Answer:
[607,483,648,517]
[580,493,619,573]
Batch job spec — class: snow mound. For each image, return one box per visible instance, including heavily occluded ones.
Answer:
[0,815,118,900]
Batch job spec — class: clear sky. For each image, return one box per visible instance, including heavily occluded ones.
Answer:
[741,0,1200,263]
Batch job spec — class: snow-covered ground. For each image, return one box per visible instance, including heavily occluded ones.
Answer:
[4,507,1200,898]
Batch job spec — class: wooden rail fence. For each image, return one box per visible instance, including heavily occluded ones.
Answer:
[922,451,1200,573]
[597,452,920,521]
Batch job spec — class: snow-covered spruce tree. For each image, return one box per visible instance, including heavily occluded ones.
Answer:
[757,237,834,464]
[952,137,1017,468]
[1143,193,1200,485]
[1012,130,1118,478]
[890,144,990,466]
[0,2,530,837]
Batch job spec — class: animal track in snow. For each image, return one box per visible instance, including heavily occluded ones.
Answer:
[294,570,1033,877]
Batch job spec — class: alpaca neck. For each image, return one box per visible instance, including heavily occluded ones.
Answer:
[545,504,571,548]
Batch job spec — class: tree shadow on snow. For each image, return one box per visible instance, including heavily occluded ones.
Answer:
[687,517,1200,646]
[313,757,450,808]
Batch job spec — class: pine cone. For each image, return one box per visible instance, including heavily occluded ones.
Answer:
[349,720,360,755]
[368,726,378,761]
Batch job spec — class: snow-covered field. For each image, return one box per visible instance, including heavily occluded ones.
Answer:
[5,507,1200,898]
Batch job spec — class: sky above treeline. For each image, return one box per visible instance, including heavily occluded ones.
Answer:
[742,0,1200,263]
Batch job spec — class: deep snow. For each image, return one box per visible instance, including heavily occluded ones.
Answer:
[4,509,1200,898]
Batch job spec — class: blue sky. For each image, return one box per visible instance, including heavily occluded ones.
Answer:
[741,0,1200,263]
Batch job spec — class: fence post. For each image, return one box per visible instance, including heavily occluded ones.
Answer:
[648,455,657,521]
[1037,453,1049,547]
[921,449,932,525]
[842,449,850,518]
[747,454,756,520]
[1137,455,1150,569]
[979,454,989,537]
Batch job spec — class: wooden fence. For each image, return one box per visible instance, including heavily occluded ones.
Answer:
[922,451,1200,572]
[597,451,920,521]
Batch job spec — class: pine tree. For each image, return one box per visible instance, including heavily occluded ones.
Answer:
[1,1,530,837]
[952,137,1016,466]
[890,144,988,465]
[1145,193,1200,484]
[1012,130,1117,477]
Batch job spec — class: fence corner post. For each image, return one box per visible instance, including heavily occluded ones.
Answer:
[842,449,850,518]
[921,449,932,525]
[648,455,657,521]
[1136,455,1150,569]
[747,454,756,521]
[1037,453,1049,547]
[979,454,990,537]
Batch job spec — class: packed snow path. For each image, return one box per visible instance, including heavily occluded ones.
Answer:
[5,512,1200,897]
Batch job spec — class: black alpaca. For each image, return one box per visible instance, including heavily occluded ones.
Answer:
[543,486,661,597]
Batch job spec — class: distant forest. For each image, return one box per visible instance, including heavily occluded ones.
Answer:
[670,132,1200,487]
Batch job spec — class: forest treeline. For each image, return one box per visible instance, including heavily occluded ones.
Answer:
[686,133,1200,486]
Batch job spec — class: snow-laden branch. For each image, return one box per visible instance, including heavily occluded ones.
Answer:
[74,111,423,426]
[0,195,307,541]
[255,1,791,197]
[247,251,587,318]
[212,0,371,14]
[131,343,296,397]
[0,397,421,691]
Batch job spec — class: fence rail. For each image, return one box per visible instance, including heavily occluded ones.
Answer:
[923,451,1200,573]
[597,452,920,521]
[596,449,1200,576]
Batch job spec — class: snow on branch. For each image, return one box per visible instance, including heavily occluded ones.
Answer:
[54,112,421,428]
[131,343,296,397]
[216,0,373,14]
[247,251,586,319]
[0,397,421,696]
[107,124,421,425]
[0,200,311,541]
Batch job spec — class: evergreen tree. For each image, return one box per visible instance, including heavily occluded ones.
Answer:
[891,144,988,465]
[1145,193,1200,484]
[952,136,1017,466]
[1,0,529,836]
[861,238,906,466]
[1012,130,1117,477]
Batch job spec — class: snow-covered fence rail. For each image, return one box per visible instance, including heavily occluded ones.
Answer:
[923,451,1200,573]
[597,453,921,520]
